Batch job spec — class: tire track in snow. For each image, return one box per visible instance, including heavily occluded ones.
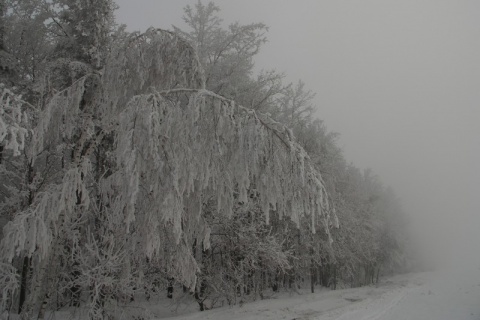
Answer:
[316,285,413,320]
[355,287,409,320]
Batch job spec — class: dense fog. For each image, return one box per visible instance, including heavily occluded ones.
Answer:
[116,0,480,270]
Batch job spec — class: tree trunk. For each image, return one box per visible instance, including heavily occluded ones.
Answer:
[18,256,30,313]
[37,293,49,320]
[91,286,106,320]
[310,260,315,293]
[321,264,330,288]
[167,278,174,299]
[364,265,368,285]
[319,266,324,286]
[18,163,36,313]
[70,267,81,306]
[194,291,204,311]
[0,0,5,51]
[194,279,207,311]
[20,257,47,320]
[332,265,337,290]
[272,272,279,292]
[288,272,294,289]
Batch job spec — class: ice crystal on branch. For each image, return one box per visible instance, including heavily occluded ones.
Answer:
[114,87,333,249]
[0,28,335,316]
[0,85,30,156]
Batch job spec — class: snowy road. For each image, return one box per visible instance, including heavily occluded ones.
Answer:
[317,270,480,320]
[319,285,412,320]
[163,266,480,320]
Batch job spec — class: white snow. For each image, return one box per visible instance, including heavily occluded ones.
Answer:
[157,267,480,320]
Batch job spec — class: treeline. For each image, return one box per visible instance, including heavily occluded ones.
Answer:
[0,0,409,319]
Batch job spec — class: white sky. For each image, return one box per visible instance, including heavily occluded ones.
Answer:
[115,0,480,265]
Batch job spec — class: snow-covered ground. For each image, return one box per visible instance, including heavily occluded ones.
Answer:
[159,266,480,320]
[12,265,478,320]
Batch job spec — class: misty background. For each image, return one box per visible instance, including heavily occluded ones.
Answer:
[115,0,480,267]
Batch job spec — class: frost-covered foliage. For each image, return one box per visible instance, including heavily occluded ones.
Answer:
[1,0,51,83]
[114,88,332,236]
[49,0,116,68]
[193,201,293,307]
[173,1,283,111]
[0,85,30,156]
[0,263,18,312]
[0,26,335,318]
[173,1,267,93]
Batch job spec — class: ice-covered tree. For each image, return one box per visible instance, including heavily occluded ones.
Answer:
[173,1,284,112]
[276,80,315,130]
[0,85,30,157]
[49,0,116,68]
[0,23,335,318]
[1,0,52,84]
[174,1,266,92]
